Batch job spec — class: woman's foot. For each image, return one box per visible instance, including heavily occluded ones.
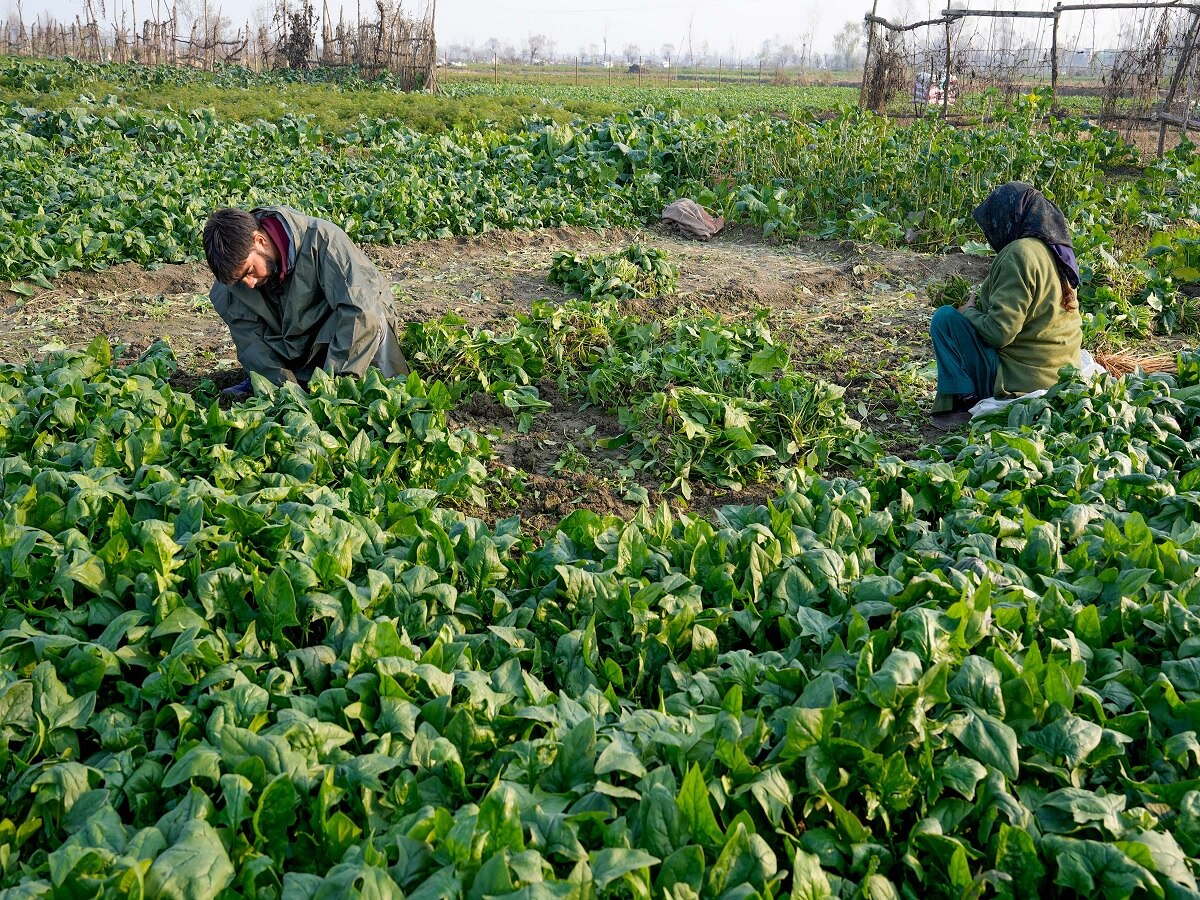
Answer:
[930,410,972,431]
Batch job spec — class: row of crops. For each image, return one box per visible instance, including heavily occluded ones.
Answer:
[439,78,858,119]
[1,56,859,120]
[0,55,1114,121]
[402,245,876,497]
[2,58,1200,341]
[0,57,417,94]
[3,332,1200,897]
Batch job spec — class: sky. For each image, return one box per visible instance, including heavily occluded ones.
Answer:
[5,0,1133,60]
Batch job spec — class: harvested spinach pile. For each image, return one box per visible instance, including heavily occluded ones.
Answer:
[3,341,1200,898]
[549,244,679,303]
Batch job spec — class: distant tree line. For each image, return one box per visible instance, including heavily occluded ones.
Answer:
[440,22,869,71]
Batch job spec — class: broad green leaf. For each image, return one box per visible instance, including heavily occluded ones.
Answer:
[677,763,724,850]
[790,848,833,900]
[1035,788,1125,836]
[588,847,659,889]
[1025,715,1103,770]
[0,681,34,731]
[638,785,685,859]
[144,820,234,900]
[162,745,222,789]
[313,861,407,899]
[1127,830,1197,890]
[1042,835,1162,900]
[948,655,1004,716]
[656,845,705,895]
[779,705,835,760]
[995,823,1045,898]
[949,709,1019,779]
[707,822,777,896]
[252,775,298,862]
[476,781,525,854]
[595,735,648,779]
[256,567,299,646]
[469,851,516,899]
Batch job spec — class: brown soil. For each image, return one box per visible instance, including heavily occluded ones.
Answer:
[2,224,1182,529]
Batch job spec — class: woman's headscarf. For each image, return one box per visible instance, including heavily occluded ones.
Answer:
[972,181,1079,289]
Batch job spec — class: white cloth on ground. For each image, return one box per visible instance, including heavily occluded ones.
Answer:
[968,349,1105,417]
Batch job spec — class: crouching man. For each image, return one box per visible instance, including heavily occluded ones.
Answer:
[203,206,408,398]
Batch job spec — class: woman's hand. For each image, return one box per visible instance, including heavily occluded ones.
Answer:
[958,295,977,311]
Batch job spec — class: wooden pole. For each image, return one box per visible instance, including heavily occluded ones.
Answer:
[1159,9,1200,156]
[1050,1,1199,11]
[943,15,952,118]
[860,0,880,106]
[321,0,331,63]
[428,0,438,92]
[1155,110,1200,127]
[940,7,1055,17]
[1050,5,1060,109]
[1182,66,1200,143]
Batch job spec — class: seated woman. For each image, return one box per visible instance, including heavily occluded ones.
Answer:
[930,181,1082,427]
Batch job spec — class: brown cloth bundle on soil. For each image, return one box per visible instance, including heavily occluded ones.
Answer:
[661,199,725,241]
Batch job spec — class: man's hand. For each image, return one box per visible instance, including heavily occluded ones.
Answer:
[221,376,253,402]
[958,295,977,312]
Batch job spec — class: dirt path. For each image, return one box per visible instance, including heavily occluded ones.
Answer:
[1,225,1163,528]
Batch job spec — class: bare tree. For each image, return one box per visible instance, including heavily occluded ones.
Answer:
[524,32,549,65]
[798,26,814,70]
[832,20,864,71]
[622,42,638,64]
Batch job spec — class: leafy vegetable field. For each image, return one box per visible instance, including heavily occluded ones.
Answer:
[4,325,1200,897]
[5,53,1200,899]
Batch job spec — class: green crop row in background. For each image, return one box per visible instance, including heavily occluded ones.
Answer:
[1,57,1198,342]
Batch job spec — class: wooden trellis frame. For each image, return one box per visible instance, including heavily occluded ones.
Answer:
[861,1,1200,155]
[0,0,438,91]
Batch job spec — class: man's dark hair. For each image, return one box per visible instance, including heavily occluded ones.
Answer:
[203,208,259,285]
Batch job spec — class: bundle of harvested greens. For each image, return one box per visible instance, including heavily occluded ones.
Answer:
[1094,351,1177,377]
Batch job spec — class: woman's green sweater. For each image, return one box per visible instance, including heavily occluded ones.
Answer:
[961,237,1082,398]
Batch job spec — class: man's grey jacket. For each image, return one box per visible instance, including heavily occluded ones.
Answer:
[209,206,407,385]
